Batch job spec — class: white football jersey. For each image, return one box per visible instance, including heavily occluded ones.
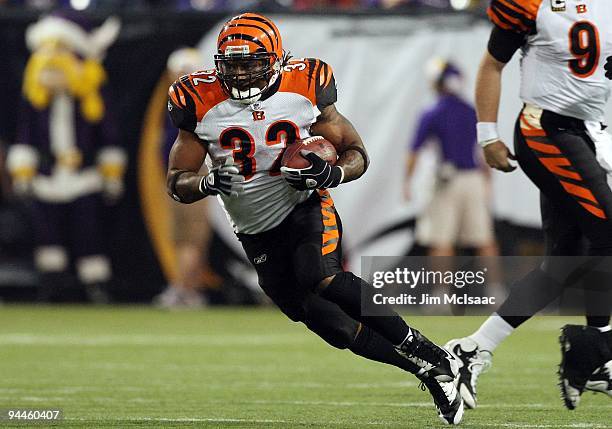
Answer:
[168,58,337,234]
[489,0,612,121]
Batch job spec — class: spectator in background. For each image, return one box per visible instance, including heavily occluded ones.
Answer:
[153,48,209,309]
[6,11,126,302]
[404,59,497,258]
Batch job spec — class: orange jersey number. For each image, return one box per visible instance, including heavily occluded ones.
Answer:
[219,121,301,178]
[220,127,256,180]
[569,21,600,78]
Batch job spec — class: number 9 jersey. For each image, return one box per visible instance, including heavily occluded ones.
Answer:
[488,0,612,121]
[167,57,337,234]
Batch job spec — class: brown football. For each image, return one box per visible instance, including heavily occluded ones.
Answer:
[281,136,337,169]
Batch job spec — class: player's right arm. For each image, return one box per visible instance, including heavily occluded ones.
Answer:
[166,79,243,203]
[476,51,516,172]
[476,0,537,172]
[167,129,208,204]
[167,129,245,203]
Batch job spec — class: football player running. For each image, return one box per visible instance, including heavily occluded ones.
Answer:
[166,13,463,424]
[445,0,612,411]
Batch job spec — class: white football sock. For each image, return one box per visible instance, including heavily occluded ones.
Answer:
[468,313,515,352]
[597,325,611,333]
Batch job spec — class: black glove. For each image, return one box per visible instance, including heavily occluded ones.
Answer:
[280,151,343,191]
[200,157,244,197]
[605,56,612,80]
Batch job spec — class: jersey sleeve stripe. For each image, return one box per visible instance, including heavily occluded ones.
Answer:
[173,81,200,120]
[488,0,538,33]
[180,79,205,119]
[175,84,187,107]
[306,59,319,90]
[500,0,538,19]
[182,76,204,104]
[324,65,333,88]
[489,5,532,32]
[168,84,181,106]
[319,64,327,87]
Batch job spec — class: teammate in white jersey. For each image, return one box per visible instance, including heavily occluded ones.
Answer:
[165,13,463,424]
[445,0,612,411]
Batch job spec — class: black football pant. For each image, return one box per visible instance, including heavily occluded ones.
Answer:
[237,190,354,348]
[238,191,420,374]
[497,106,611,327]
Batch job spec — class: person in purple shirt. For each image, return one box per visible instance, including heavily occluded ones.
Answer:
[404,59,497,258]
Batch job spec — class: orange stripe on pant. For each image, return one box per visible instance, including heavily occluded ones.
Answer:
[539,157,583,180]
[559,180,599,205]
[578,202,607,219]
[521,111,606,219]
[525,139,561,155]
[318,190,339,255]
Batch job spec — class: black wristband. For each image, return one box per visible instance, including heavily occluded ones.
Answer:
[168,169,190,202]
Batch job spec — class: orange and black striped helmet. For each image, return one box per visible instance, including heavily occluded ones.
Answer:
[214,13,285,103]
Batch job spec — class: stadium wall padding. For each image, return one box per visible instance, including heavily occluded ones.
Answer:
[0,11,226,299]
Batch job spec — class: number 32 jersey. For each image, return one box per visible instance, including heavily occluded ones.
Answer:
[167,58,337,234]
[489,0,612,121]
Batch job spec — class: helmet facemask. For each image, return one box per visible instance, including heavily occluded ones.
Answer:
[215,47,281,105]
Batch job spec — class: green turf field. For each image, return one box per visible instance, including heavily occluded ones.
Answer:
[0,306,609,428]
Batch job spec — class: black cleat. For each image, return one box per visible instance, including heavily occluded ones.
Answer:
[396,329,459,382]
[558,325,611,410]
[585,360,612,397]
[444,337,492,409]
[418,375,464,425]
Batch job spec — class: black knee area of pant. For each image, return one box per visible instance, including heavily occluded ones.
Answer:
[273,296,307,323]
[303,295,358,350]
[317,272,409,345]
[294,240,340,290]
[318,271,355,301]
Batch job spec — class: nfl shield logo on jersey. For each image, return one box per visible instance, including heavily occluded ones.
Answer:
[551,0,566,12]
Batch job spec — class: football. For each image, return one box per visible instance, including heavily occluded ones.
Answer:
[281,136,337,169]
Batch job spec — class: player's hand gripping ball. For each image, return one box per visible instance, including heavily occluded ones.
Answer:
[200,157,245,197]
[280,136,341,190]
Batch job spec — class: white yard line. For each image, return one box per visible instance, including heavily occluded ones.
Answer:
[3,394,609,410]
[62,417,609,428]
[214,399,555,409]
[0,333,309,346]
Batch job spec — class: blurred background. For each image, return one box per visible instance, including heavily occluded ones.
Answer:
[1,0,610,307]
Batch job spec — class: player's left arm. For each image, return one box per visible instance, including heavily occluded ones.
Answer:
[281,59,368,190]
[310,103,369,184]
